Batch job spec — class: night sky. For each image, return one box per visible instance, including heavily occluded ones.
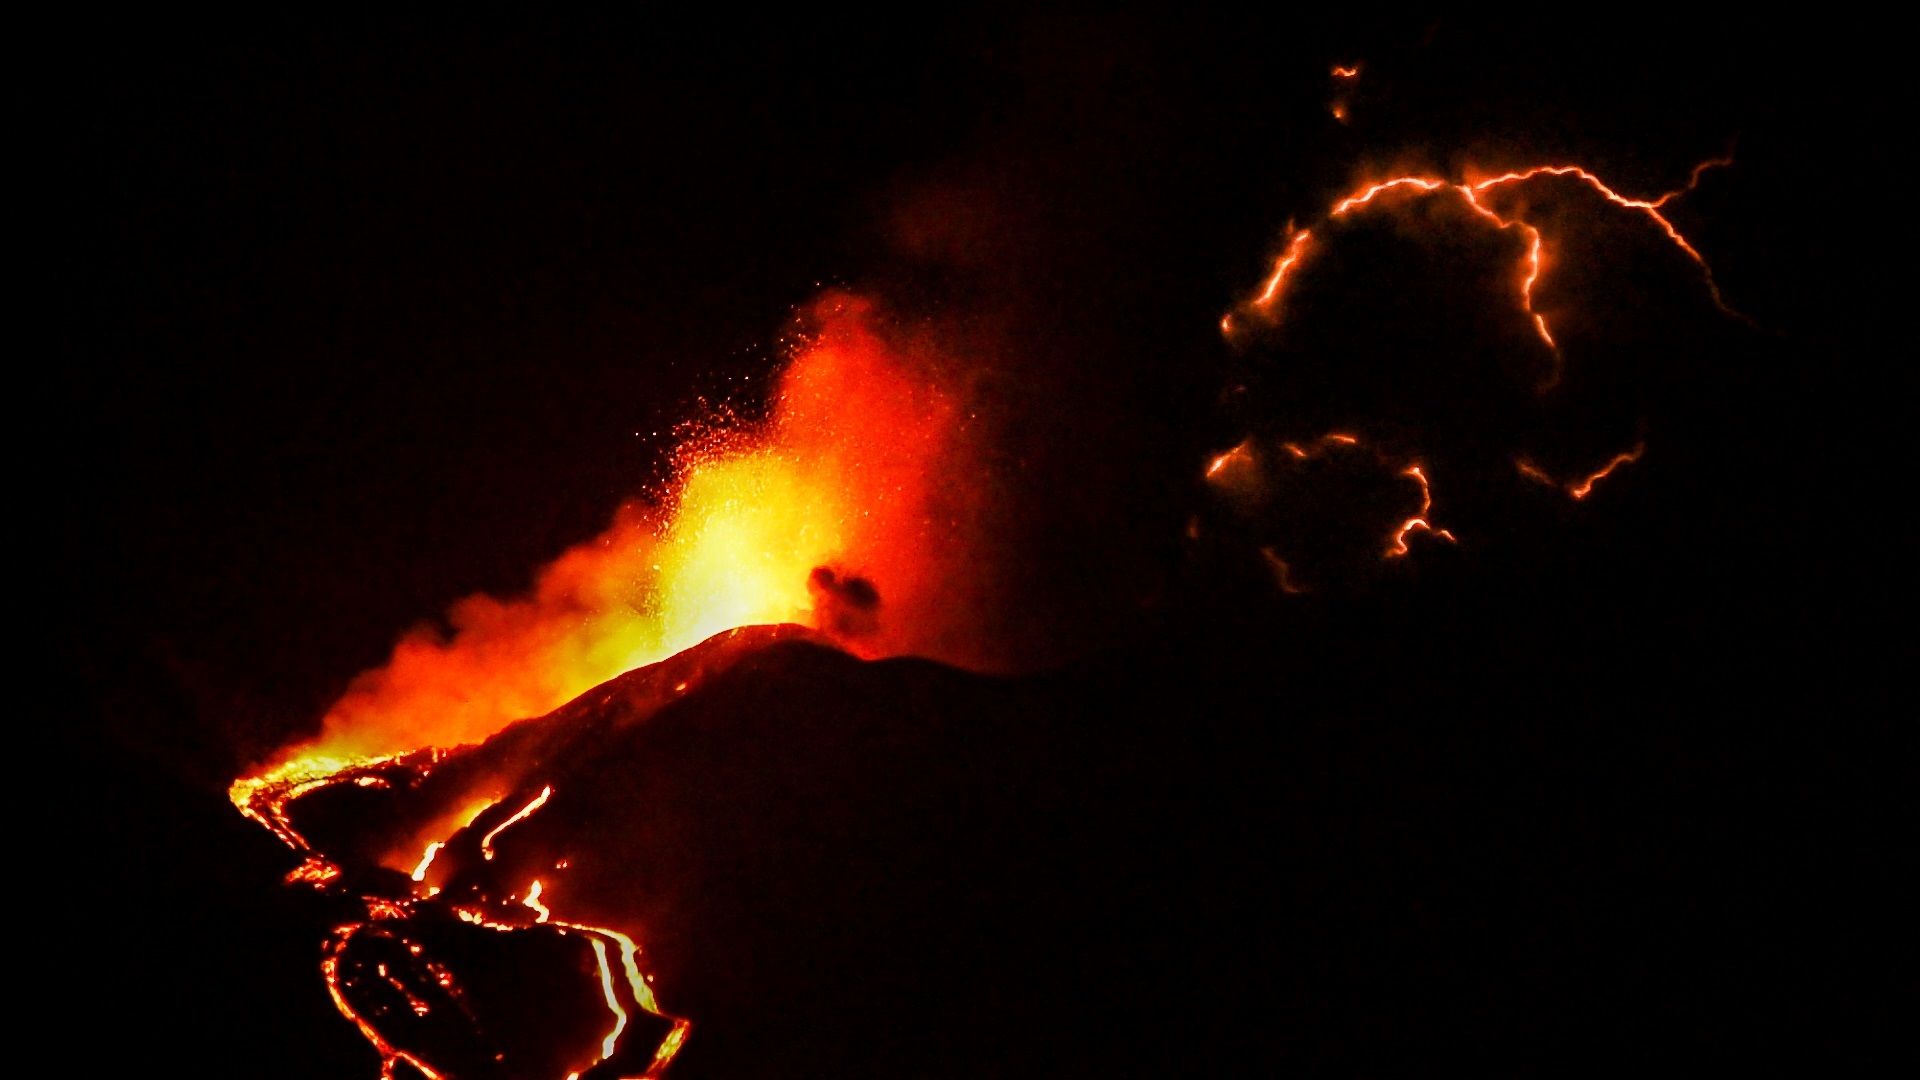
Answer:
[50,16,1895,1075]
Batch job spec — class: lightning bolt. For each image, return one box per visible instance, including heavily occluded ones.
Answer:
[1232,156,1740,390]
[1517,442,1647,500]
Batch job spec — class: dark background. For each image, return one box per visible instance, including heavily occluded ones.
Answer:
[48,15,1895,1074]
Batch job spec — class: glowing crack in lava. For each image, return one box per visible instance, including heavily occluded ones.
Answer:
[230,293,988,1078]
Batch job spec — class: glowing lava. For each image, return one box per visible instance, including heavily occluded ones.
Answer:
[235,292,980,797]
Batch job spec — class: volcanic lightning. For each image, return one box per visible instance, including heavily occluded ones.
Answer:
[1232,156,1739,390]
[1384,465,1456,558]
[1209,150,1740,576]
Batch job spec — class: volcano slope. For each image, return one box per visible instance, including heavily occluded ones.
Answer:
[261,532,1884,1076]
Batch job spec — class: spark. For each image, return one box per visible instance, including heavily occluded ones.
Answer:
[480,785,553,861]
[1331,64,1361,79]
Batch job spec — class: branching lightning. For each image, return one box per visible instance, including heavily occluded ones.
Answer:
[1233,156,1740,390]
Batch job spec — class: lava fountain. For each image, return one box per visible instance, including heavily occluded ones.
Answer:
[229,292,997,1078]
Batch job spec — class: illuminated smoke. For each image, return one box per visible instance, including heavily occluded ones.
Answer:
[241,292,993,789]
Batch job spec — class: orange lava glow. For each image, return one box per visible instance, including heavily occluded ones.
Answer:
[408,842,442,883]
[231,291,984,1077]
[235,292,980,800]
[1234,157,1739,388]
[1252,229,1313,308]
[323,879,689,1080]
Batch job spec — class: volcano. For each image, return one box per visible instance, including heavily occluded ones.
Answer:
[252,623,1282,1077]
[55,17,1895,1077]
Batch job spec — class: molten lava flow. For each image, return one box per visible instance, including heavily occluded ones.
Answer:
[1230,156,1739,389]
[481,786,552,862]
[230,292,987,1078]
[236,292,973,797]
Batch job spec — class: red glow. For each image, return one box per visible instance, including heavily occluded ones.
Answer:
[408,842,443,883]
[1515,442,1646,499]
[1236,157,1740,390]
[1260,548,1305,594]
[480,786,552,862]
[232,292,997,1077]
[1253,230,1313,307]
[1568,443,1646,499]
[1385,465,1456,557]
[1213,431,1456,572]
[236,293,998,813]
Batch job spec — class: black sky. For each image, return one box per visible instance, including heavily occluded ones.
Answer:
[46,15,1896,1074]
